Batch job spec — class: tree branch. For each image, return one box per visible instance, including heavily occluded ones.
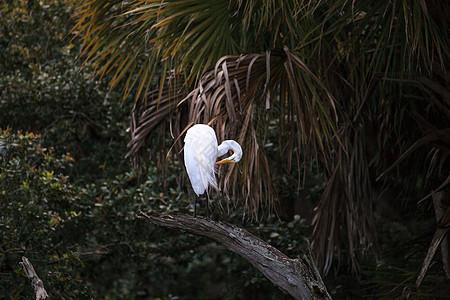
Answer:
[19,256,48,300]
[138,212,331,300]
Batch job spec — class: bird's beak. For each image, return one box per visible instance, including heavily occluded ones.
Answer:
[216,158,235,165]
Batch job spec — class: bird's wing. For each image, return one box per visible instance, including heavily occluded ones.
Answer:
[184,125,218,196]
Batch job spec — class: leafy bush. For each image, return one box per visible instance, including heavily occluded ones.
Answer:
[0,130,94,298]
[1,1,449,299]
[1,130,311,298]
[0,0,131,182]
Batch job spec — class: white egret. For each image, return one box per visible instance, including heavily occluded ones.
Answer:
[183,124,242,217]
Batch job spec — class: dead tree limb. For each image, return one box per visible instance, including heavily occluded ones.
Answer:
[19,256,48,300]
[139,212,331,300]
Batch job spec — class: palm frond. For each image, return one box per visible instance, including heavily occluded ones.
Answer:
[128,48,339,217]
[72,0,450,275]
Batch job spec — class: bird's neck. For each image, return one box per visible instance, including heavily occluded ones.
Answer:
[217,140,240,157]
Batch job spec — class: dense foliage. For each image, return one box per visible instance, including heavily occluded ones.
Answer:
[1,1,449,299]
[0,0,130,182]
[0,2,308,299]
[0,130,92,298]
[70,0,450,281]
[1,130,313,298]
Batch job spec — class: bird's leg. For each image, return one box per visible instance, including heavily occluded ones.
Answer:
[206,195,210,219]
[193,196,197,217]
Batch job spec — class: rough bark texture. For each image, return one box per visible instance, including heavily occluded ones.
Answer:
[416,191,450,288]
[139,212,331,300]
[433,191,450,279]
[19,256,48,300]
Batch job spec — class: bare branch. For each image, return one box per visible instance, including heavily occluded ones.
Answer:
[433,191,450,279]
[19,256,48,300]
[138,212,331,300]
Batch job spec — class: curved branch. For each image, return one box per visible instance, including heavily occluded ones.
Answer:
[138,212,331,300]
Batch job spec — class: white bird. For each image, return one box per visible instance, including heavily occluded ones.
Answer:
[183,124,242,217]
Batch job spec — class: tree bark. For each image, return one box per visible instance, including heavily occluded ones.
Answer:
[139,212,331,300]
[433,191,450,279]
[416,190,450,288]
[19,256,48,300]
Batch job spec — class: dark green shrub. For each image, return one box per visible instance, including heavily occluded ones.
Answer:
[0,130,94,298]
[0,0,131,182]
[1,130,311,299]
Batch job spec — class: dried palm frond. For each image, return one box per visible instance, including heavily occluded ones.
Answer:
[127,76,189,178]
[128,48,338,217]
[72,0,450,276]
[312,124,378,274]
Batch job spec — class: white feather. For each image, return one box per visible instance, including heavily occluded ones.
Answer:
[184,124,218,196]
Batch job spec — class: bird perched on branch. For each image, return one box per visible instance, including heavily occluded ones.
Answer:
[184,124,242,217]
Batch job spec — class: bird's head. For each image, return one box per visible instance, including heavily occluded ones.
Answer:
[216,140,242,165]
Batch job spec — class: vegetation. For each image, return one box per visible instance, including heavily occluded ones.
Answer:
[1,0,449,299]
